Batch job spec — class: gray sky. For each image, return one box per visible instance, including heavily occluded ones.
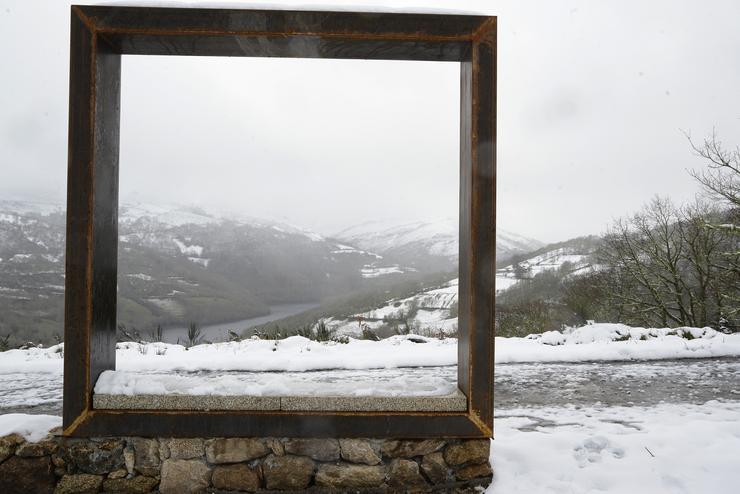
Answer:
[1,0,740,242]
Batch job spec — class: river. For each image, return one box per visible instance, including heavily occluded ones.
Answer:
[161,302,320,344]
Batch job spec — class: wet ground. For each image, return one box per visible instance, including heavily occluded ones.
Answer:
[2,357,739,415]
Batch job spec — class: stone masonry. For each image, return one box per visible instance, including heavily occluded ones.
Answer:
[0,430,492,493]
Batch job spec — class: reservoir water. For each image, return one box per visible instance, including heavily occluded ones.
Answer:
[162,302,320,344]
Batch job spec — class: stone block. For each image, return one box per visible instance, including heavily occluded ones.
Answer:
[455,461,493,481]
[0,433,25,463]
[339,438,381,465]
[59,439,124,475]
[262,454,314,490]
[129,438,159,476]
[205,438,269,464]
[54,474,103,494]
[315,463,386,489]
[388,458,428,490]
[159,459,210,494]
[284,438,340,462]
[0,456,55,494]
[160,438,204,460]
[16,438,57,457]
[443,440,489,466]
[212,464,261,492]
[421,451,449,484]
[102,475,159,493]
[381,439,446,458]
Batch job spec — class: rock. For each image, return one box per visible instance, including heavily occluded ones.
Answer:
[212,464,261,492]
[59,439,124,475]
[421,452,449,484]
[159,459,210,494]
[0,456,55,494]
[388,459,428,490]
[52,453,67,468]
[122,445,135,475]
[103,475,159,493]
[0,433,25,462]
[443,440,489,466]
[205,438,269,464]
[129,438,159,476]
[107,468,127,479]
[455,462,493,481]
[262,454,314,490]
[16,438,58,457]
[381,439,445,458]
[160,438,204,460]
[265,438,284,456]
[315,463,386,489]
[54,474,103,494]
[339,439,381,465]
[283,438,340,462]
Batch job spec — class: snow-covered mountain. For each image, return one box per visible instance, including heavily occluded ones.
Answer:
[335,217,543,271]
[0,199,550,345]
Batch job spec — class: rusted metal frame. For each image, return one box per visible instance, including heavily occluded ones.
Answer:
[467,21,496,436]
[64,6,497,438]
[69,410,486,439]
[74,5,489,41]
[64,8,121,433]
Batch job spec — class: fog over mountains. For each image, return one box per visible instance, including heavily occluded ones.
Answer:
[0,200,543,344]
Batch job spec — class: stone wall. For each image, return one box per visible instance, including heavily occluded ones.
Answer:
[0,430,493,493]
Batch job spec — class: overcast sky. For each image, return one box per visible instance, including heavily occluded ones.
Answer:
[1,0,739,242]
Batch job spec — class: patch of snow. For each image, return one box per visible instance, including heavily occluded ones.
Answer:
[331,244,383,258]
[172,238,204,256]
[188,257,210,267]
[0,413,61,442]
[502,323,740,363]
[495,275,519,292]
[127,273,154,281]
[146,297,184,316]
[360,265,403,278]
[489,401,740,494]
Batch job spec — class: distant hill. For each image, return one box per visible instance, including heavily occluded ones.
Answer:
[335,218,544,271]
[0,200,549,345]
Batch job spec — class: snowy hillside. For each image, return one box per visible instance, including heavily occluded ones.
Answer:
[335,218,543,270]
[495,236,600,292]
[322,278,459,338]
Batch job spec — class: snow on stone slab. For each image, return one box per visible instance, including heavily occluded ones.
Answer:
[0,413,61,442]
[489,400,740,494]
[94,366,457,397]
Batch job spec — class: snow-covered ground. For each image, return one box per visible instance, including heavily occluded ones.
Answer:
[0,413,60,442]
[2,324,739,376]
[489,401,740,494]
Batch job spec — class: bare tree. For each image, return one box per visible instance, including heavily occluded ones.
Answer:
[687,130,740,209]
[598,197,737,329]
[687,130,740,321]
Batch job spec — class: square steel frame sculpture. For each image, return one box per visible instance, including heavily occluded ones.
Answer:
[64,5,496,438]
